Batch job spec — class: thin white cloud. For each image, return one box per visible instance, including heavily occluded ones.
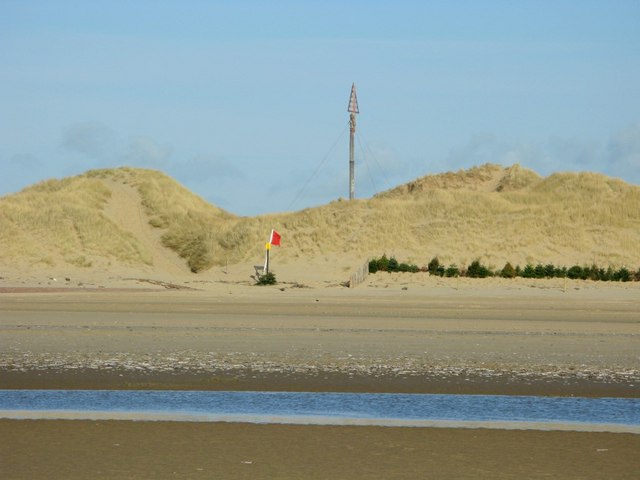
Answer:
[607,123,640,184]
[178,154,247,182]
[59,122,172,170]
[123,136,172,167]
[438,127,639,185]
[60,122,117,163]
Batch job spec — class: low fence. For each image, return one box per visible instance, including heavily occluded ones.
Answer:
[349,260,369,288]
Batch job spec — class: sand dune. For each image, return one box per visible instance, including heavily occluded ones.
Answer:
[0,163,638,285]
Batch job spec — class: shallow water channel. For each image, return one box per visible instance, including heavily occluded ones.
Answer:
[1,390,638,432]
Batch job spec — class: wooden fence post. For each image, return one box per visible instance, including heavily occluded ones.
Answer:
[349,259,369,288]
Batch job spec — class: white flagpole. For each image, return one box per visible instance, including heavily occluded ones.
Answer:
[263,229,274,274]
[263,244,269,273]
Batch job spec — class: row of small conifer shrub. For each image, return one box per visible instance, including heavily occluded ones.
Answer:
[368,255,640,282]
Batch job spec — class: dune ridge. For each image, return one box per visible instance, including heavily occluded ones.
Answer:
[1,164,638,278]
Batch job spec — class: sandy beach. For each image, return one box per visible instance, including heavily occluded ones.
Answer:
[1,275,639,395]
[1,274,639,478]
[1,419,639,479]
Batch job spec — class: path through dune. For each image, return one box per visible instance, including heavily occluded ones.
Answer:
[102,179,189,276]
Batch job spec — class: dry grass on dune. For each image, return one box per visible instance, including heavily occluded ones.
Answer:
[273,164,640,270]
[1,163,638,274]
[369,165,639,269]
[379,163,542,195]
[85,168,241,272]
[0,167,284,272]
[0,175,152,268]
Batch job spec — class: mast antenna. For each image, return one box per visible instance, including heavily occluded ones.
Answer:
[347,83,359,200]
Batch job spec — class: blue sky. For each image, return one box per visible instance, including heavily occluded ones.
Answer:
[2,1,639,215]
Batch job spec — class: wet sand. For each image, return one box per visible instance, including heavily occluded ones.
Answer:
[1,419,639,479]
[1,285,638,396]
[4,368,639,397]
[1,282,639,478]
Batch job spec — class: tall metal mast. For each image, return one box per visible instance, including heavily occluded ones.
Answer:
[347,83,359,200]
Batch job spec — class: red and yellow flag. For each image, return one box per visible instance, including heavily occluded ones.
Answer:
[270,230,281,246]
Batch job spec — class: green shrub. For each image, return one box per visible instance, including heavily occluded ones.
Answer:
[585,265,600,281]
[369,255,420,274]
[256,271,277,285]
[500,262,516,278]
[544,264,556,278]
[600,267,613,282]
[388,257,399,272]
[377,254,390,272]
[368,259,379,274]
[428,257,442,276]
[466,259,492,278]
[521,264,535,278]
[398,262,420,273]
[567,265,584,280]
[613,267,631,282]
[445,265,460,277]
[367,255,639,283]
